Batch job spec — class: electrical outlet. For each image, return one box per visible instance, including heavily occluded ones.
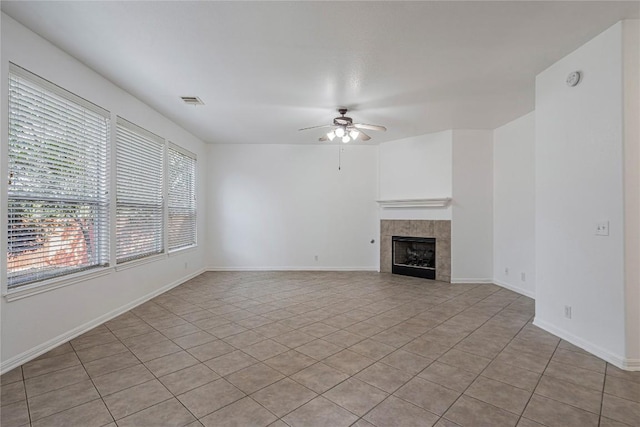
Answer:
[521,272,526,281]
[564,305,572,319]
[596,221,609,236]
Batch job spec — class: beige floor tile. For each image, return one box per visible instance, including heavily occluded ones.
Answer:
[465,376,532,415]
[523,394,599,427]
[1,381,25,406]
[121,331,169,350]
[103,379,172,419]
[24,363,89,399]
[1,367,23,385]
[115,397,196,427]
[264,350,317,376]
[206,322,248,338]
[177,378,245,418]
[380,349,434,375]
[172,331,217,349]
[419,361,478,393]
[298,322,340,338]
[349,338,396,360]
[70,331,119,351]
[159,363,220,395]
[402,338,452,360]
[283,396,359,427]
[158,323,202,339]
[324,349,375,375]
[364,395,440,427]
[187,339,235,362]
[144,350,199,377]
[75,341,129,364]
[130,340,183,363]
[444,395,519,427]
[251,378,317,417]
[28,379,99,421]
[31,399,113,427]
[111,323,155,340]
[22,352,81,379]
[601,393,640,426]
[605,375,640,403]
[92,364,154,396]
[253,322,295,338]
[481,360,541,392]
[552,349,606,374]
[226,362,285,394]
[200,397,277,427]
[291,362,350,393]
[323,330,366,348]
[355,362,413,393]
[83,351,140,378]
[607,364,640,384]
[242,339,289,361]
[323,377,389,416]
[535,375,602,414]
[224,330,267,348]
[494,348,550,374]
[0,399,30,427]
[395,377,460,415]
[32,343,75,361]
[295,339,343,360]
[437,349,492,375]
[598,416,634,427]
[204,350,259,376]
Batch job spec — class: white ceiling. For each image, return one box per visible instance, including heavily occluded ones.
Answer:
[2,1,638,145]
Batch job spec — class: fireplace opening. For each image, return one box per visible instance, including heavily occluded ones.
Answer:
[392,236,436,280]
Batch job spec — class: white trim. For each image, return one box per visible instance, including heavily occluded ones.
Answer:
[377,198,452,208]
[0,267,206,375]
[492,279,536,298]
[450,278,494,284]
[4,267,114,302]
[115,253,167,272]
[533,317,639,371]
[168,141,197,160]
[207,266,378,272]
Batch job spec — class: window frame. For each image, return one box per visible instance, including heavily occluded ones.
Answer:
[5,63,111,294]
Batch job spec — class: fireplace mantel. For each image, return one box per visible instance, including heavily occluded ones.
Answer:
[376,198,451,208]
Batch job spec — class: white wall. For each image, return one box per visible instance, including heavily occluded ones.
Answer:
[451,130,493,283]
[207,144,379,270]
[378,131,453,221]
[534,22,627,365]
[493,112,536,297]
[623,20,640,367]
[0,14,209,371]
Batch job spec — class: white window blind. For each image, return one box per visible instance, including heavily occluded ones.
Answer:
[7,64,110,289]
[116,118,164,263]
[168,144,197,251]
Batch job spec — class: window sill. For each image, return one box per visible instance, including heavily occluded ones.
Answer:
[4,267,114,302]
[115,253,167,272]
[168,245,198,257]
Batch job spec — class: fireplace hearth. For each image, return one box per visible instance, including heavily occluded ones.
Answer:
[392,236,436,279]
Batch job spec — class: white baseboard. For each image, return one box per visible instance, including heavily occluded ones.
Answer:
[0,268,206,375]
[450,278,494,284]
[533,317,639,371]
[492,279,536,298]
[206,266,378,272]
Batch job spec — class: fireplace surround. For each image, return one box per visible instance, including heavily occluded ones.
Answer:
[380,220,451,282]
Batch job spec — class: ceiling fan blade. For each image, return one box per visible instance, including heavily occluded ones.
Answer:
[298,124,333,131]
[318,136,329,142]
[354,123,387,132]
[358,130,371,141]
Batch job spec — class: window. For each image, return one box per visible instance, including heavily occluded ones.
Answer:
[7,64,110,289]
[168,144,197,251]
[116,118,164,263]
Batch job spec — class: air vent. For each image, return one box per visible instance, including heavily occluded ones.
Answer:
[181,96,204,105]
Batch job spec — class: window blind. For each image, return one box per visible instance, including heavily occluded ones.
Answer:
[168,144,196,251]
[7,64,110,288]
[116,118,164,263]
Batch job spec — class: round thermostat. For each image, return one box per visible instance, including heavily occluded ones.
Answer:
[566,71,581,87]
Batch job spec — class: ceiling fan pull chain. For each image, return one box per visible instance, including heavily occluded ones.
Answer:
[338,145,342,171]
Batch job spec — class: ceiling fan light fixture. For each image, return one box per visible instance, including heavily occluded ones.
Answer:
[327,130,336,141]
[335,127,345,138]
[342,135,350,143]
[349,129,359,140]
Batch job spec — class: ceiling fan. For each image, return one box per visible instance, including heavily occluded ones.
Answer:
[299,108,387,143]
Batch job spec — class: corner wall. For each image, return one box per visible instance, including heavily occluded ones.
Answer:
[534,22,627,365]
[493,112,535,297]
[0,13,209,371]
[451,130,493,283]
